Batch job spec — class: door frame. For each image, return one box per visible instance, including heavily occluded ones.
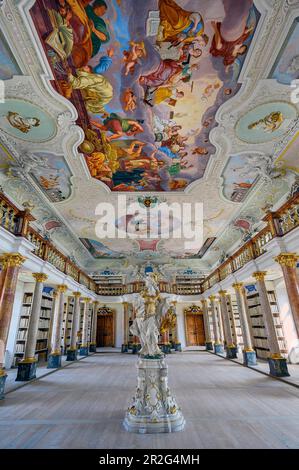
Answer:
[184,304,204,347]
[97,306,116,347]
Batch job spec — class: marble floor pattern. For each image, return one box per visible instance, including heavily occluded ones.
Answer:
[0,352,299,449]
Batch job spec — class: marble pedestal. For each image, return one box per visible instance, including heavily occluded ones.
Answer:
[123,356,185,434]
[47,353,62,369]
[0,373,7,400]
[226,346,238,359]
[66,349,77,361]
[79,346,89,356]
[16,361,37,381]
[243,350,257,366]
[268,357,290,377]
[214,343,224,354]
[205,341,214,351]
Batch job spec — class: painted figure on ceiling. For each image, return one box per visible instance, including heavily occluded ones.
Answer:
[248,111,284,133]
[6,112,40,134]
[210,20,254,68]
[58,0,110,68]
[68,49,114,114]
[91,113,144,141]
[157,0,208,47]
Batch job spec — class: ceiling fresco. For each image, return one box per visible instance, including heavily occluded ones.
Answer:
[0,0,299,275]
[30,0,259,192]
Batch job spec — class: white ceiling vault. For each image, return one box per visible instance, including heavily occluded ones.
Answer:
[0,0,298,280]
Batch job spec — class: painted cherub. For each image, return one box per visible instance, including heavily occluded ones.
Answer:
[121,88,137,112]
[123,41,146,76]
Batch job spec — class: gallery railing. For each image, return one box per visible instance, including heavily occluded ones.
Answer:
[0,191,96,293]
[202,193,299,292]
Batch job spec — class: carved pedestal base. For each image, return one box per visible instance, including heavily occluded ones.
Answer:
[0,372,7,400]
[16,361,37,381]
[47,353,62,369]
[205,341,214,351]
[268,357,290,377]
[123,357,185,434]
[243,350,257,366]
[66,349,77,361]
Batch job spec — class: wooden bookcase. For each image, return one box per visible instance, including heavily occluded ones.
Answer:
[61,297,74,353]
[245,284,287,359]
[228,295,244,348]
[14,290,53,366]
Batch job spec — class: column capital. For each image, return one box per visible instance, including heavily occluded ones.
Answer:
[218,290,227,296]
[93,300,99,305]
[232,282,244,291]
[32,273,48,283]
[274,253,299,268]
[201,298,208,305]
[53,290,58,298]
[73,291,81,298]
[0,253,26,268]
[252,271,267,281]
[82,297,91,303]
[209,295,216,301]
[57,284,68,293]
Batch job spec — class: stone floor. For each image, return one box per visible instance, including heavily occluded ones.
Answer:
[1,351,299,449]
[215,349,299,387]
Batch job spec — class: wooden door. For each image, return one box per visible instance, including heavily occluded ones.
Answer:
[97,314,114,347]
[186,314,205,346]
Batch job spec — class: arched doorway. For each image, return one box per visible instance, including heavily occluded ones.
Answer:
[184,305,206,346]
[96,306,116,347]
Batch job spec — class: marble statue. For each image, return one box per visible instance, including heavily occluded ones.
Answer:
[123,272,185,434]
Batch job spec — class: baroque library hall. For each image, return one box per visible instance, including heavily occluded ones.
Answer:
[1,0,299,456]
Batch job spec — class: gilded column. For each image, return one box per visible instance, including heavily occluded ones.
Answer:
[67,292,81,361]
[209,295,224,354]
[219,291,237,359]
[253,272,289,377]
[216,301,225,344]
[89,300,99,353]
[275,253,299,338]
[48,284,67,368]
[233,283,257,366]
[16,273,48,381]
[80,298,91,356]
[122,302,129,353]
[202,299,213,351]
[0,253,26,399]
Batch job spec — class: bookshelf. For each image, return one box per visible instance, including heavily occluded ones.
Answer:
[61,297,74,353]
[245,284,287,359]
[228,295,244,348]
[14,289,54,366]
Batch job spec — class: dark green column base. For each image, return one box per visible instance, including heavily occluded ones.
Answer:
[89,344,96,353]
[47,354,62,369]
[205,341,214,351]
[243,350,257,366]
[16,361,37,381]
[121,344,129,353]
[0,374,7,400]
[174,342,182,352]
[66,349,77,361]
[226,346,238,359]
[79,346,89,356]
[132,344,139,354]
[268,357,290,377]
[161,343,171,354]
